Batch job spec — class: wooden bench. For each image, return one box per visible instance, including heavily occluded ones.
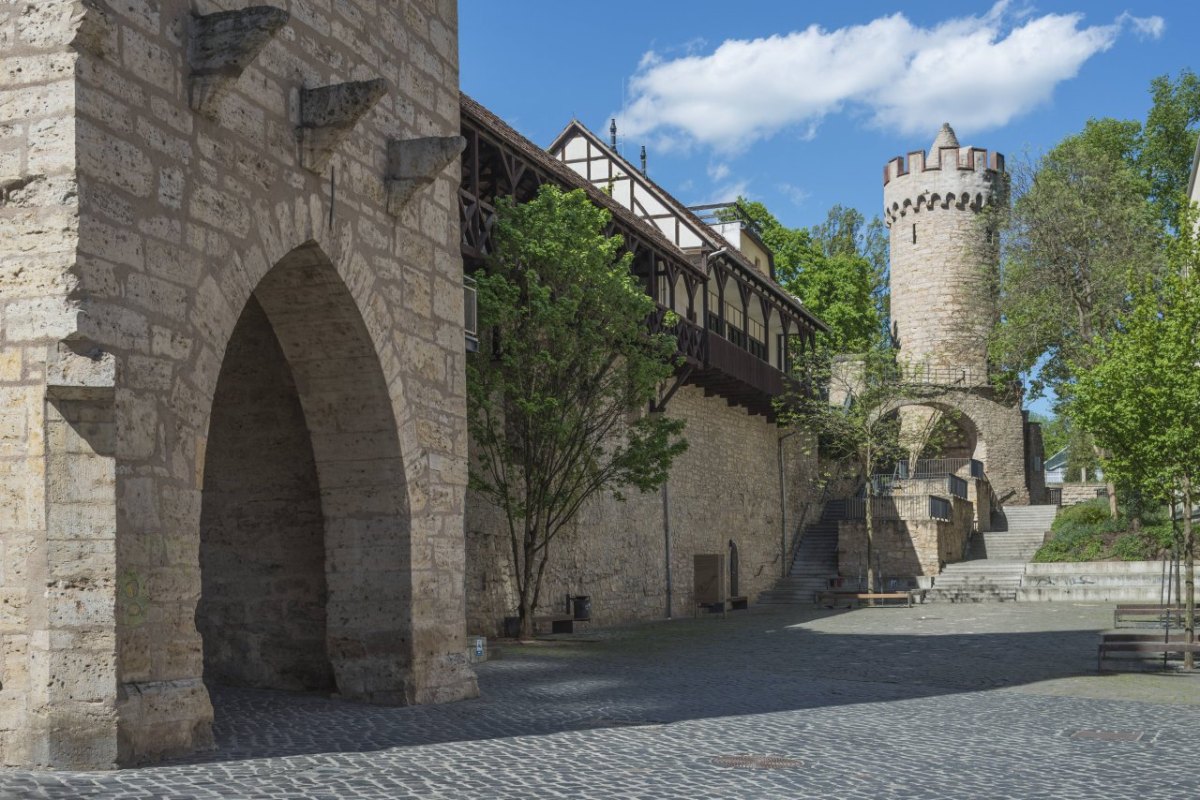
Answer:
[1113,604,1187,628]
[1097,636,1200,671]
[534,615,586,634]
[815,590,914,608]
[695,597,750,616]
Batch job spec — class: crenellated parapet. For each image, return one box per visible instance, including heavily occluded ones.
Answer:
[883,134,1006,225]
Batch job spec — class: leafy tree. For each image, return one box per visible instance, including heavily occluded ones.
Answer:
[1141,70,1200,230]
[780,345,945,593]
[726,200,886,351]
[1071,218,1200,666]
[1031,413,1098,481]
[1031,413,1068,458]
[990,133,1162,398]
[990,130,1162,515]
[467,185,688,639]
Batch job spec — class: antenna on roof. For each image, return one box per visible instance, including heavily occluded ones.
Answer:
[609,118,617,149]
[640,145,647,176]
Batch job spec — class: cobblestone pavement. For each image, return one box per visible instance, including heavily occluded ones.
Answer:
[3,603,1198,798]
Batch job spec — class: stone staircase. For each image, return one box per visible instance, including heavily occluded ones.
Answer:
[927,505,1058,603]
[758,500,843,604]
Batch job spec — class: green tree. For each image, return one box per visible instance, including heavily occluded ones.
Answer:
[1071,218,1200,666]
[727,200,886,351]
[467,185,688,639]
[1142,70,1200,230]
[780,345,944,593]
[990,130,1162,515]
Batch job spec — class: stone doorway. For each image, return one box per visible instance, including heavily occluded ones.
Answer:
[195,243,416,704]
[197,295,335,691]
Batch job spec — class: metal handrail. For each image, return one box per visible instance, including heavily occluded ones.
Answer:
[844,494,954,521]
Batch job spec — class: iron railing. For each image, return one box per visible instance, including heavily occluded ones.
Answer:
[844,494,954,522]
[898,458,983,480]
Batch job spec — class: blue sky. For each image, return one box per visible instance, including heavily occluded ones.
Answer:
[461,1,1194,229]
[460,1,1199,415]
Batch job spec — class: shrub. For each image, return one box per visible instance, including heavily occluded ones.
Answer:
[1052,498,1110,528]
[1033,499,1177,562]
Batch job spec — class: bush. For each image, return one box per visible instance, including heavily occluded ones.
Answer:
[1052,498,1110,528]
[1033,499,1178,562]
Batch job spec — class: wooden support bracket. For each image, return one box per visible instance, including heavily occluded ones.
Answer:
[386,136,466,216]
[189,6,289,118]
[298,79,388,173]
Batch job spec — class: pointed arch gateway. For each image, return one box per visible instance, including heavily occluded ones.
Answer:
[197,242,415,703]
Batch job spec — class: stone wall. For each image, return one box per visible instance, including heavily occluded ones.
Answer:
[884,135,1003,372]
[465,383,820,636]
[196,298,332,692]
[838,496,973,578]
[0,0,90,769]
[0,0,475,768]
[1055,482,1107,508]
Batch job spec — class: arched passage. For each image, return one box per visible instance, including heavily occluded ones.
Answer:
[196,242,413,702]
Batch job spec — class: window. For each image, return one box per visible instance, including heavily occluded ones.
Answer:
[911,223,917,244]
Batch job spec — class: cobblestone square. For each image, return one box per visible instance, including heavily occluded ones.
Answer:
[2,603,1197,799]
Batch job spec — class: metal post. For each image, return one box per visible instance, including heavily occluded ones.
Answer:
[778,430,798,579]
[663,480,672,619]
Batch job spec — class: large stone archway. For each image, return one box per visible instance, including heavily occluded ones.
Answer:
[0,1,475,770]
[197,245,415,701]
[897,390,1031,506]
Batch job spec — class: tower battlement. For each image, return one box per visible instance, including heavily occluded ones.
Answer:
[883,146,1005,186]
[882,124,1007,226]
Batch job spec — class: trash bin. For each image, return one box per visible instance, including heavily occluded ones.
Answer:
[570,595,591,621]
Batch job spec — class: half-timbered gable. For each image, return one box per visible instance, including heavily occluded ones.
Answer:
[462,98,826,419]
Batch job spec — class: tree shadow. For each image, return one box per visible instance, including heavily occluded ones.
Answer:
[156,604,1149,767]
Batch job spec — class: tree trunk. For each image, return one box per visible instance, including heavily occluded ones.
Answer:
[517,532,537,640]
[518,592,535,640]
[1184,479,1195,670]
[1093,445,1119,519]
[865,484,876,594]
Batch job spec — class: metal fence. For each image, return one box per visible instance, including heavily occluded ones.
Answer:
[898,458,983,480]
[844,494,954,522]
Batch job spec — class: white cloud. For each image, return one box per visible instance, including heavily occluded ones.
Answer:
[707,179,750,205]
[1118,12,1165,40]
[617,3,1153,151]
[707,162,731,182]
[777,182,810,207]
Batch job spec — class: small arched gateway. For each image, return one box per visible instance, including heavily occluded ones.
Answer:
[1,1,475,770]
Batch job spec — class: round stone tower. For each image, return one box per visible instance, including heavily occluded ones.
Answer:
[883,123,1006,382]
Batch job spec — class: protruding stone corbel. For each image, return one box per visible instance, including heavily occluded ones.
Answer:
[386,136,466,216]
[45,340,116,402]
[188,6,289,118]
[298,79,388,173]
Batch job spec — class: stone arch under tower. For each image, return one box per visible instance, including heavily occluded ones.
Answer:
[895,392,1029,506]
[196,242,415,702]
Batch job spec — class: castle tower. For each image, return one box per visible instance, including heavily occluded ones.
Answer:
[883,123,1006,381]
[881,125,1041,509]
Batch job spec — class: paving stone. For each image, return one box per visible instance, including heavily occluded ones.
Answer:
[1,603,1196,798]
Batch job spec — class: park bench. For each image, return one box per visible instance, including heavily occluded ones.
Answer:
[1097,633,1200,671]
[534,615,588,634]
[815,590,915,608]
[695,596,749,616]
[1113,604,1187,628]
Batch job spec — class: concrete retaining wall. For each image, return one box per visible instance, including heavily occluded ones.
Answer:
[1019,561,1172,602]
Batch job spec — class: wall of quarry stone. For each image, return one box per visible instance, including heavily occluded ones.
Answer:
[837,496,973,579]
[1055,482,1107,508]
[196,299,333,693]
[0,0,474,769]
[465,384,821,636]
